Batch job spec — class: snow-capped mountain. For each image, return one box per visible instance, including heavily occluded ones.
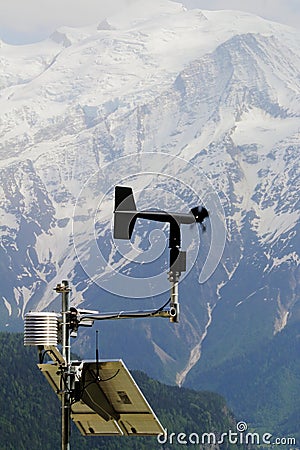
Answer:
[0,0,299,431]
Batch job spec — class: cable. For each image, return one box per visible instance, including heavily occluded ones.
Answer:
[113,297,172,320]
[40,349,57,363]
[98,369,120,383]
[155,296,171,312]
[71,366,121,405]
[59,369,73,396]
[70,298,171,405]
[95,330,100,380]
[88,367,120,384]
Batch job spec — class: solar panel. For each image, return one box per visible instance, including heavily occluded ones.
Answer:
[38,359,164,436]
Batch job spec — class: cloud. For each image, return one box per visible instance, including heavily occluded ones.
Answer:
[0,0,138,42]
[1,0,299,43]
[180,0,300,29]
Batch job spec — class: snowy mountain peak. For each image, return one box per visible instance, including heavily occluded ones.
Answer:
[107,0,187,28]
[0,2,299,395]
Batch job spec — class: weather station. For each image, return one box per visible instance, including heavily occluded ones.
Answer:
[24,186,209,450]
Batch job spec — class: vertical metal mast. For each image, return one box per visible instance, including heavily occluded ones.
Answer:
[168,221,184,323]
[55,280,71,450]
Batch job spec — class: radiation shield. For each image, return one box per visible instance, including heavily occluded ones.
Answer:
[38,359,164,436]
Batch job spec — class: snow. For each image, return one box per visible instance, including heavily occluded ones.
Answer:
[232,108,300,150]
[0,0,299,326]
[2,297,12,316]
[0,210,18,229]
[252,208,299,244]
[0,38,63,91]
[1,1,299,127]
[269,252,300,270]
[176,302,214,387]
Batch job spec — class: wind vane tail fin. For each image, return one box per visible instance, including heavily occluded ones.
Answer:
[114,186,137,239]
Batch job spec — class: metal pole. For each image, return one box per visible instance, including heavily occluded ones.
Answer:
[79,308,170,324]
[169,272,180,323]
[55,281,71,450]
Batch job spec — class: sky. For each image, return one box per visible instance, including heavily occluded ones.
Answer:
[0,0,300,44]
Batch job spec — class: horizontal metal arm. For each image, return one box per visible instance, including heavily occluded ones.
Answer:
[79,308,171,325]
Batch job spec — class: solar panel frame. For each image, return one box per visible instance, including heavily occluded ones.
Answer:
[38,359,164,437]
